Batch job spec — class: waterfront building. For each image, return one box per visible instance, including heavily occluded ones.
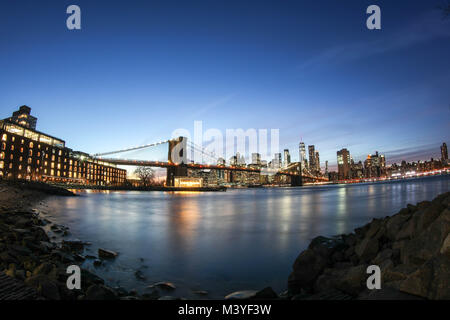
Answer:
[174,177,203,188]
[0,106,126,185]
[337,148,351,179]
[5,105,37,130]
[364,151,386,178]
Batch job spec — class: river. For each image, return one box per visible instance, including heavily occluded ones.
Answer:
[41,175,449,299]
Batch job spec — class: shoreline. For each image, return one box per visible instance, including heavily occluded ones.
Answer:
[0,180,449,300]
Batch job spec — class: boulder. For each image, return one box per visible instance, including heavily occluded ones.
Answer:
[252,287,278,299]
[98,248,118,259]
[385,213,411,240]
[148,281,176,291]
[335,264,367,296]
[225,290,258,300]
[441,233,450,255]
[372,248,393,265]
[355,237,379,262]
[62,239,85,252]
[400,210,449,266]
[288,248,329,294]
[32,262,58,279]
[25,274,60,300]
[400,254,450,299]
[85,284,117,300]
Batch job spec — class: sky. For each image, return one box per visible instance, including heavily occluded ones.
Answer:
[1,0,449,171]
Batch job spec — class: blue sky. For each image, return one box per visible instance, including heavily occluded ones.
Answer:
[1,0,449,169]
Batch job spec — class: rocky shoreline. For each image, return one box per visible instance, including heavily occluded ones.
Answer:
[1,180,449,300]
[0,181,164,300]
[287,191,450,300]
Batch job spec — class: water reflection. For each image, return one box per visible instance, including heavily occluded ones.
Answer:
[45,175,449,298]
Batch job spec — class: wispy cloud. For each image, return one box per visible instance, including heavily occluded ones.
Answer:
[188,93,237,119]
[297,10,450,71]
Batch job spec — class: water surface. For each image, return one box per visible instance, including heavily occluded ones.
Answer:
[43,175,449,298]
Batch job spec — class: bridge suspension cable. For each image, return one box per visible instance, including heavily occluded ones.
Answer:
[92,139,171,157]
[187,142,220,163]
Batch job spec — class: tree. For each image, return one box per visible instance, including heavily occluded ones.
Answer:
[134,166,155,187]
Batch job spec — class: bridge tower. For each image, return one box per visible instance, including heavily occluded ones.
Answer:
[166,137,188,186]
[289,163,303,186]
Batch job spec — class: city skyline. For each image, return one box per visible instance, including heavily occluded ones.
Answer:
[1,0,449,169]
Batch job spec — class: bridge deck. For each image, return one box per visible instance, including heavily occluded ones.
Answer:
[97,158,328,181]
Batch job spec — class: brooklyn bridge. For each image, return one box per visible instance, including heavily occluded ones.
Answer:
[92,137,328,186]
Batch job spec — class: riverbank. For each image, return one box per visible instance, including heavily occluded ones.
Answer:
[1,180,449,300]
[287,191,450,300]
[0,181,162,300]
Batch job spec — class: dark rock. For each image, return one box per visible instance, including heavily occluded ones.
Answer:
[134,270,146,281]
[98,248,118,259]
[400,210,449,266]
[62,239,85,252]
[81,269,104,287]
[225,290,258,300]
[93,259,102,267]
[85,284,117,300]
[25,274,60,300]
[355,237,379,262]
[334,264,367,296]
[148,281,176,291]
[399,254,450,299]
[252,287,278,299]
[288,248,329,294]
[372,248,393,265]
[32,262,57,279]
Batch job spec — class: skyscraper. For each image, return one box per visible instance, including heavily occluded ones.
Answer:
[299,141,307,170]
[325,160,328,174]
[337,148,351,179]
[252,153,261,165]
[441,142,448,162]
[273,153,282,168]
[315,151,320,173]
[308,145,315,172]
[283,149,291,168]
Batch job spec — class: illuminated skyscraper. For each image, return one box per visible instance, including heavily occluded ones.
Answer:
[273,153,282,168]
[441,143,448,162]
[308,145,315,172]
[315,151,320,173]
[337,148,351,179]
[299,141,307,170]
[252,153,261,165]
[283,149,291,168]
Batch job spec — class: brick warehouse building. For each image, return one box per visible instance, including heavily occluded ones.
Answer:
[0,106,126,185]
